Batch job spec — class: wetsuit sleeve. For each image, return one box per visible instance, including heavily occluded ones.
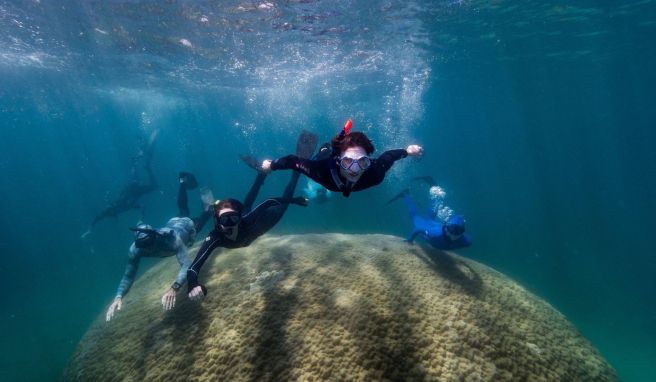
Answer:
[173,237,191,289]
[187,230,223,293]
[271,155,319,176]
[375,149,408,172]
[116,245,141,298]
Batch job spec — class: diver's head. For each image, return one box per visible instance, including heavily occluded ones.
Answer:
[213,199,244,240]
[338,146,371,182]
[443,215,466,241]
[130,224,157,249]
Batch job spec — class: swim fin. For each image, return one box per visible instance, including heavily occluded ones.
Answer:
[239,155,264,173]
[179,171,199,189]
[412,176,436,187]
[386,188,410,205]
[313,142,333,160]
[200,187,215,211]
[290,196,309,207]
[296,130,319,159]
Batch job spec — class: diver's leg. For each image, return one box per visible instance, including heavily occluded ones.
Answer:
[404,195,418,219]
[178,183,190,218]
[242,172,267,213]
[192,210,213,233]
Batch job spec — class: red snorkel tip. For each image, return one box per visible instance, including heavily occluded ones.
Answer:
[343,118,353,135]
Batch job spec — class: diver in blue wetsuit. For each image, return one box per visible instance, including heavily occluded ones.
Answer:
[389,186,471,250]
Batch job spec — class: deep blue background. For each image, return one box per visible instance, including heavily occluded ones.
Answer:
[1,1,655,381]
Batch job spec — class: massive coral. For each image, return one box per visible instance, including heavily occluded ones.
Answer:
[64,234,617,381]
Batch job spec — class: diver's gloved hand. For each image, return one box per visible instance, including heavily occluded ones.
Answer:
[406,144,424,157]
[161,288,177,311]
[106,297,122,322]
[188,285,207,301]
[261,159,273,173]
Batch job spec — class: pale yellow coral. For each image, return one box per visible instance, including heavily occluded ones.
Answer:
[63,234,618,382]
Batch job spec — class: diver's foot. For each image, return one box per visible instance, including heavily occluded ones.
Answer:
[240,155,265,173]
[296,130,319,159]
[290,196,309,207]
[179,172,199,189]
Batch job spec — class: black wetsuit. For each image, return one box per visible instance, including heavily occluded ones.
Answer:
[270,149,408,197]
[90,166,158,226]
[177,182,212,233]
[186,172,301,294]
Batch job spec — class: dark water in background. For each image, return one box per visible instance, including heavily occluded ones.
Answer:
[1,1,655,381]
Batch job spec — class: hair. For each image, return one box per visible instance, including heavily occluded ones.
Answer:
[331,131,375,155]
[214,198,244,214]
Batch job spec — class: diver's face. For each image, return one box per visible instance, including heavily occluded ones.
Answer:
[217,208,240,240]
[339,146,369,182]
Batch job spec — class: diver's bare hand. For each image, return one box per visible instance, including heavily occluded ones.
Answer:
[106,297,122,322]
[161,288,177,311]
[188,286,205,301]
[406,145,423,157]
[261,159,272,173]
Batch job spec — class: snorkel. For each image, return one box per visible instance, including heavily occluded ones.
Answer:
[339,118,353,140]
[129,226,173,249]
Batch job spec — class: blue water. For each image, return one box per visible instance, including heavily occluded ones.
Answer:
[1,1,655,381]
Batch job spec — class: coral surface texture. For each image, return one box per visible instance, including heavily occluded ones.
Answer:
[64,234,618,382]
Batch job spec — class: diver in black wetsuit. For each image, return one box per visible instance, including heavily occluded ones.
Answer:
[82,130,160,238]
[186,131,317,301]
[260,119,424,197]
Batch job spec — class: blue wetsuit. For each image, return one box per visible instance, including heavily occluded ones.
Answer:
[404,196,471,250]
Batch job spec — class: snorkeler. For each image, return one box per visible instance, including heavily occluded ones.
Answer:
[388,183,471,250]
[260,119,424,197]
[105,172,215,322]
[82,129,160,238]
[186,131,317,301]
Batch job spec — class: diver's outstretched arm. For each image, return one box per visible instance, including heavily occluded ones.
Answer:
[107,246,141,321]
[162,240,190,311]
[187,230,223,300]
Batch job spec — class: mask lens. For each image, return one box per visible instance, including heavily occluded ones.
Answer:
[339,157,354,170]
[357,156,371,170]
[447,224,464,236]
[219,212,241,227]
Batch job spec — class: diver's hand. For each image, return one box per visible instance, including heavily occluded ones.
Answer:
[161,288,177,311]
[188,285,205,301]
[261,159,272,173]
[106,297,122,322]
[406,145,423,157]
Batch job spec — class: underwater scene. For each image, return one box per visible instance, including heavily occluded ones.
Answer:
[1,1,655,381]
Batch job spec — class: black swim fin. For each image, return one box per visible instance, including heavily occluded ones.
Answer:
[412,176,436,187]
[386,188,410,205]
[296,130,319,159]
[179,171,199,189]
[314,143,333,160]
[290,196,309,207]
[239,155,264,173]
